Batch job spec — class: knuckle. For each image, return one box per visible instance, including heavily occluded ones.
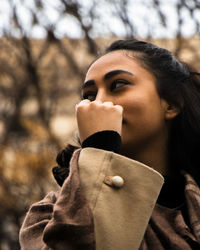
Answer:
[115,105,123,112]
[90,101,96,106]
[93,100,102,105]
[103,101,113,105]
[76,103,89,112]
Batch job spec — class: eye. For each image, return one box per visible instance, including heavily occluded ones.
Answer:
[110,79,129,91]
[82,92,96,101]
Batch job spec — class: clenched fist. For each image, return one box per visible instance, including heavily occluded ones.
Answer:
[75,100,123,143]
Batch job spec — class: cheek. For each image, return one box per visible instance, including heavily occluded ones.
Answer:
[122,96,147,118]
[122,95,164,126]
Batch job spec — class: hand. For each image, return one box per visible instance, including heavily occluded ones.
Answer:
[75,100,123,143]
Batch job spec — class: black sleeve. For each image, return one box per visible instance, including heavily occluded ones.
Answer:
[81,130,121,154]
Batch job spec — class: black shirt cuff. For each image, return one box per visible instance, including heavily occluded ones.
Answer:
[81,130,121,154]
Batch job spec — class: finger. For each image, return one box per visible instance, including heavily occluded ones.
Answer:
[115,104,123,112]
[91,100,102,105]
[102,101,114,107]
[80,99,91,104]
[77,99,91,106]
[75,99,90,110]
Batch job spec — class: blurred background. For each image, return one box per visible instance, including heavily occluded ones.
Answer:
[0,0,199,249]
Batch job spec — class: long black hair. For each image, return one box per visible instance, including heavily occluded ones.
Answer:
[54,39,200,186]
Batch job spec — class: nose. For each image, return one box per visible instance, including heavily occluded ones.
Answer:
[95,89,114,103]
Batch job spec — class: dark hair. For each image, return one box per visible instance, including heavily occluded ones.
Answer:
[105,39,200,184]
[52,144,80,186]
[54,39,200,186]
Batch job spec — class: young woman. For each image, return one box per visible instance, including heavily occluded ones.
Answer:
[19,39,200,249]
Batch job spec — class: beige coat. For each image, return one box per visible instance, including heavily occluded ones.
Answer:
[19,148,164,250]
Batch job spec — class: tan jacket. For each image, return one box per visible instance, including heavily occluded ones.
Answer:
[19,148,164,250]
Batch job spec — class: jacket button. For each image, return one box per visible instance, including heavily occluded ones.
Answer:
[111,176,124,188]
[104,175,124,188]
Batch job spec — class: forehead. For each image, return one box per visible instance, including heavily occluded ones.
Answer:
[85,50,151,80]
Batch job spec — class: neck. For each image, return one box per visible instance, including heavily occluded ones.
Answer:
[121,134,170,176]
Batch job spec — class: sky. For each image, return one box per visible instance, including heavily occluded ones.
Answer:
[0,0,199,39]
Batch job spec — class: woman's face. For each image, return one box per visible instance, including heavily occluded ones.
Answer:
[82,50,170,155]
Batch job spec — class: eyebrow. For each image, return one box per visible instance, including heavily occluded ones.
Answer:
[104,69,133,80]
[81,69,133,89]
